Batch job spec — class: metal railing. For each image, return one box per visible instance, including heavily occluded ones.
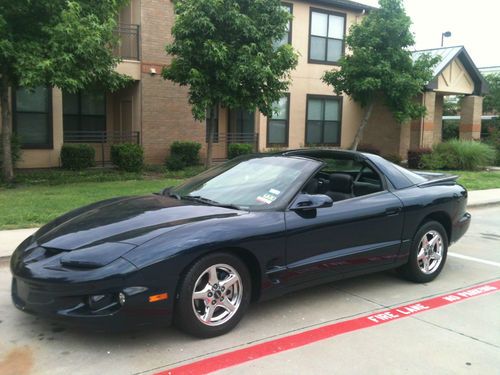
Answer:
[113,23,140,60]
[64,130,140,144]
[208,133,259,151]
[63,130,140,166]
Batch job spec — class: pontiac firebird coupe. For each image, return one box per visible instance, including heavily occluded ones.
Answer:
[11,149,471,337]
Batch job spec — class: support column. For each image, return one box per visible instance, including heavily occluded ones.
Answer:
[460,95,483,140]
[433,94,444,144]
[421,91,436,148]
[410,91,436,149]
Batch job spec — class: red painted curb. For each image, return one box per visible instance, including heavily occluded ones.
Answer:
[157,280,500,375]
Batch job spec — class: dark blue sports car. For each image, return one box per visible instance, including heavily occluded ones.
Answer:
[11,149,470,337]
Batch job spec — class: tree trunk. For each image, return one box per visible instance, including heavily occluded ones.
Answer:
[1,77,14,182]
[205,105,216,168]
[349,101,374,151]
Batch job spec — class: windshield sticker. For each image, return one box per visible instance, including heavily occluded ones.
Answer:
[256,193,277,204]
[269,188,281,195]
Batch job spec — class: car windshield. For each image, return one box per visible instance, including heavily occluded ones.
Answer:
[170,155,320,210]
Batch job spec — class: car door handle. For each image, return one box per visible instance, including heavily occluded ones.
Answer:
[385,207,402,216]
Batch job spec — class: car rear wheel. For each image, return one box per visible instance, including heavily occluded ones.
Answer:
[175,252,251,338]
[399,221,448,283]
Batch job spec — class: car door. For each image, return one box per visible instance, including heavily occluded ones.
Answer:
[283,186,404,287]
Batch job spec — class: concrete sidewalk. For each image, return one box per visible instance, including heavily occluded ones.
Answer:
[1,188,499,259]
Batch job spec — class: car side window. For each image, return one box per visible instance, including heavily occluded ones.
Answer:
[302,157,383,201]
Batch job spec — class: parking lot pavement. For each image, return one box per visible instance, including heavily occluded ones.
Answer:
[0,206,499,375]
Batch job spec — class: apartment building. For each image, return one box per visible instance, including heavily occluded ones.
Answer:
[4,0,487,168]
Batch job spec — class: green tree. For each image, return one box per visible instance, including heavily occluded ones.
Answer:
[0,0,130,181]
[323,0,438,150]
[162,0,298,167]
[483,73,500,114]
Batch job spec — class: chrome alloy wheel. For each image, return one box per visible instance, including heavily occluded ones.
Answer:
[192,263,243,326]
[417,230,444,274]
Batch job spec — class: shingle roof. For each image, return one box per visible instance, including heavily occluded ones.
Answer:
[411,46,489,95]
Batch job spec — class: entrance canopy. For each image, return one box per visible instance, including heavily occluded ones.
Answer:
[412,46,489,96]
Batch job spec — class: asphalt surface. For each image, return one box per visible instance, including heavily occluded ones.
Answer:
[0,206,499,375]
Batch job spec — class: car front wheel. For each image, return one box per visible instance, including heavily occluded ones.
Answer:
[399,221,448,283]
[175,253,251,338]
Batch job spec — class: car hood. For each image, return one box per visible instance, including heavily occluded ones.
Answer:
[33,195,243,251]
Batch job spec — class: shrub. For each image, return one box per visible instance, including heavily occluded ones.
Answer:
[165,154,186,171]
[442,120,459,141]
[421,140,496,171]
[484,122,500,166]
[169,141,201,167]
[0,135,22,170]
[357,144,381,155]
[384,153,402,165]
[111,143,144,172]
[60,144,95,171]
[407,148,432,169]
[228,143,253,159]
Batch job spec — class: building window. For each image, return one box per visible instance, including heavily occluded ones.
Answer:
[267,94,290,147]
[309,9,345,64]
[13,87,52,149]
[63,91,106,142]
[306,95,342,145]
[206,106,219,143]
[274,3,293,48]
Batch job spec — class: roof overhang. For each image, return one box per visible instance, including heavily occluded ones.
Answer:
[305,0,375,12]
[412,46,489,95]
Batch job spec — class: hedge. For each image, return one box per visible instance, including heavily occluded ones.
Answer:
[111,143,144,172]
[60,144,95,171]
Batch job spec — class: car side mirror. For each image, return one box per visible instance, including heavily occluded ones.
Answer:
[290,193,333,210]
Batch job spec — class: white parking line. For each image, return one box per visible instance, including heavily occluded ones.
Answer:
[448,252,500,268]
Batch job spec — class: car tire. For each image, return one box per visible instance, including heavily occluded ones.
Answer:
[174,252,251,338]
[398,220,448,283]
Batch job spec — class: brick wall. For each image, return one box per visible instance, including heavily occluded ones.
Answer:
[140,0,205,164]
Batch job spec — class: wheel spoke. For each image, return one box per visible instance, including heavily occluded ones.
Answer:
[421,235,429,248]
[202,304,216,323]
[208,266,219,286]
[417,248,426,261]
[193,285,211,300]
[428,234,440,248]
[220,298,236,313]
[423,256,430,273]
[220,274,238,290]
[431,252,442,261]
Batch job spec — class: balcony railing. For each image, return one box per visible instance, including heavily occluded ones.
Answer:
[64,130,140,144]
[208,133,259,150]
[114,23,140,60]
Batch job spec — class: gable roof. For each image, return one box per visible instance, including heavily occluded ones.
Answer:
[411,46,489,95]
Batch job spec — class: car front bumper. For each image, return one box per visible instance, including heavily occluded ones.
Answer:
[11,275,174,330]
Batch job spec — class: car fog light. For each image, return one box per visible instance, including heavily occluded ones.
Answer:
[89,295,106,303]
[118,292,126,305]
[87,294,113,310]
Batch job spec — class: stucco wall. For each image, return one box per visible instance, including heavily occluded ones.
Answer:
[258,0,365,151]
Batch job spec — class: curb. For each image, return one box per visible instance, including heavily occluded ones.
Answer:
[467,201,500,209]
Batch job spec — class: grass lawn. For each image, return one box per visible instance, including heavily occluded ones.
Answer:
[0,167,499,230]
[0,178,183,229]
[444,170,500,191]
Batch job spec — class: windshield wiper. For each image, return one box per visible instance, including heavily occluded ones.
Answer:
[180,195,241,210]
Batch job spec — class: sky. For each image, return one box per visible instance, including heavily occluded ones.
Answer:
[359,0,500,68]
